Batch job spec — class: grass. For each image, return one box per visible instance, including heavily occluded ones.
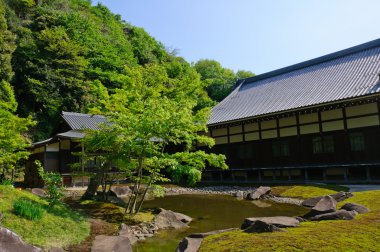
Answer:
[0,185,90,249]
[13,198,45,220]
[200,184,380,252]
[271,184,349,199]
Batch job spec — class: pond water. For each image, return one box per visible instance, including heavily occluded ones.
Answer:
[134,194,307,252]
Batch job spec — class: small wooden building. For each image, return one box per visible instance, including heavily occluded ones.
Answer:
[25,112,107,187]
[201,39,380,183]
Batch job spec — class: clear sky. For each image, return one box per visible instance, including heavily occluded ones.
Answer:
[97,0,380,75]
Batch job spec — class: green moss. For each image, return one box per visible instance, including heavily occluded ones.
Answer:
[200,186,380,252]
[0,186,90,249]
[272,184,348,199]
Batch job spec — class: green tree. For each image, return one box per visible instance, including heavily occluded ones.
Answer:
[0,0,34,176]
[194,59,254,101]
[81,64,227,214]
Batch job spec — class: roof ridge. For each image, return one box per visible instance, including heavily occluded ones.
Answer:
[239,38,380,85]
[62,111,105,118]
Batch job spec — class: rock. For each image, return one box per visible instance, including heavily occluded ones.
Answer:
[330,191,354,202]
[176,228,238,252]
[244,220,284,233]
[246,186,271,200]
[110,186,131,198]
[304,195,337,218]
[0,227,42,252]
[310,209,356,221]
[233,191,244,199]
[302,196,322,208]
[176,237,203,252]
[302,191,353,208]
[241,216,300,230]
[31,188,45,198]
[154,208,190,229]
[295,216,307,222]
[340,203,370,214]
[173,212,193,224]
[91,235,132,252]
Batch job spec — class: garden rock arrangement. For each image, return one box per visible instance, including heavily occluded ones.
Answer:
[91,208,192,251]
[301,191,353,207]
[301,193,369,221]
[0,227,42,252]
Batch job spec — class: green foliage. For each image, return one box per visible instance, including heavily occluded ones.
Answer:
[13,198,45,221]
[0,178,13,186]
[36,160,64,205]
[82,62,227,213]
[194,59,254,101]
[0,1,35,171]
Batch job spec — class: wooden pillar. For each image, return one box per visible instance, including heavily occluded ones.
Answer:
[258,170,262,183]
[323,168,327,182]
[81,142,85,187]
[343,167,348,182]
[366,167,371,182]
[305,169,309,181]
[288,170,292,181]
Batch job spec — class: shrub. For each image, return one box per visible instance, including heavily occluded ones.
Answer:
[13,198,45,220]
[0,178,13,186]
[35,160,64,205]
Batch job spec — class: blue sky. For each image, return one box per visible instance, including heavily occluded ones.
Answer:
[97,0,380,75]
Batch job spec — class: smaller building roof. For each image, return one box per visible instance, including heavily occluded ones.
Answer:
[62,111,107,130]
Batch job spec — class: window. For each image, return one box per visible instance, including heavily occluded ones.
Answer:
[272,141,290,157]
[312,135,334,154]
[350,132,365,151]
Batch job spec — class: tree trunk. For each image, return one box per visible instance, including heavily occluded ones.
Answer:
[81,172,102,200]
[136,175,153,214]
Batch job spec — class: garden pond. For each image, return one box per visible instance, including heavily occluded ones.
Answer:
[134,194,308,252]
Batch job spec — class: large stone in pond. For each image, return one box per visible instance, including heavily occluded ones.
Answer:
[110,186,131,198]
[340,203,370,214]
[241,216,300,230]
[244,220,284,233]
[154,208,190,229]
[173,212,192,224]
[310,209,356,221]
[246,186,271,200]
[31,188,45,198]
[304,195,336,218]
[0,227,42,252]
[91,235,132,252]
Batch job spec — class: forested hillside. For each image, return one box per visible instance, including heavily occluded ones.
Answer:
[0,0,253,141]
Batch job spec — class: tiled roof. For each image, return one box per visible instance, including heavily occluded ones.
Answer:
[62,111,107,130]
[208,39,380,125]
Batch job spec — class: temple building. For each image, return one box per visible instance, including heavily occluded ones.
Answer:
[25,112,107,187]
[201,39,380,183]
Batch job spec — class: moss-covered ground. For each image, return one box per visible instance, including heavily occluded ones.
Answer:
[200,185,380,252]
[0,185,90,249]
